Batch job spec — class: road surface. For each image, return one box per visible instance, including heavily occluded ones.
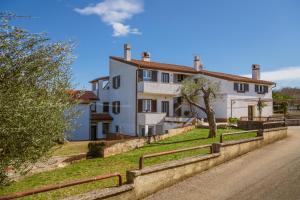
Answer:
[146,126,300,200]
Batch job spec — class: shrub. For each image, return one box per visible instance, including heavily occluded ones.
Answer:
[87,142,105,158]
[228,117,239,124]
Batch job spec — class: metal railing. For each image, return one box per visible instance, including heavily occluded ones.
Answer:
[0,173,122,200]
[262,120,286,129]
[139,144,212,169]
[220,130,259,143]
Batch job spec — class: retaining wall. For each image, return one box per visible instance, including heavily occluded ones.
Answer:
[66,127,287,200]
[101,126,195,157]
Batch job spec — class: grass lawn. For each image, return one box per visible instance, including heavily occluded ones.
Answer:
[0,128,256,199]
[51,141,90,157]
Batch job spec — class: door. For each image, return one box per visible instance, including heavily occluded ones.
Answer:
[161,101,169,116]
[173,97,182,117]
[248,106,254,121]
[90,125,97,141]
[102,123,110,135]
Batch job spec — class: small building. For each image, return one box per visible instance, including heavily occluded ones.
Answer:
[66,90,113,141]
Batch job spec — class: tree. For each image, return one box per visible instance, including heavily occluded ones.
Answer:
[257,98,267,120]
[0,13,77,185]
[180,77,220,138]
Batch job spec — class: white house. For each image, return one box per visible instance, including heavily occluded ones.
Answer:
[66,90,112,141]
[88,44,275,138]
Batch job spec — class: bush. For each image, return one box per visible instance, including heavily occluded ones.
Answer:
[228,117,239,124]
[87,142,105,158]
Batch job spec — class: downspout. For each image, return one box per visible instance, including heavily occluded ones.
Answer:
[135,67,139,137]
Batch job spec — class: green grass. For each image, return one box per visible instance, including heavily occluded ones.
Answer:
[51,141,90,157]
[0,128,256,199]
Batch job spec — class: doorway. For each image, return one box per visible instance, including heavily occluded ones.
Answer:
[90,125,97,140]
[161,101,169,116]
[248,105,254,121]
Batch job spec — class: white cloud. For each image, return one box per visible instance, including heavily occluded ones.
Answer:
[243,66,300,81]
[75,0,143,37]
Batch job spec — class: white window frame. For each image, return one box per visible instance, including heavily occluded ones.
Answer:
[143,70,152,81]
[142,99,152,112]
[237,83,245,92]
[258,85,264,93]
[161,72,170,83]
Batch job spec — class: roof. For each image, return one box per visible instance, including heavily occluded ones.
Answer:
[67,90,99,103]
[89,76,109,83]
[91,113,113,121]
[110,56,275,85]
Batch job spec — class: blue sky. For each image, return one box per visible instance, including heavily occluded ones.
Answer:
[1,0,300,89]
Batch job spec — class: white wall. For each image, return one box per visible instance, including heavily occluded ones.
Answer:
[67,104,90,141]
[109,59,137,135]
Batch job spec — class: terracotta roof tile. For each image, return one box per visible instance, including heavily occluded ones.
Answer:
[67,90,98,103]
[110,56,274,85]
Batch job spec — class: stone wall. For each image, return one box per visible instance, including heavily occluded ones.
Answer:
[101,125,195,158]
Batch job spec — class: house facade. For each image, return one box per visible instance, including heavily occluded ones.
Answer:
[88,44,275,138]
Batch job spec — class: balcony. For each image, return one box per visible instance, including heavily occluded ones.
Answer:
[137,112,166,125]
[137,81,181,95]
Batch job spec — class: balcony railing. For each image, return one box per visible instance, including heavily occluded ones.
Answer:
[137,81,181,95]
[137,112,166,125]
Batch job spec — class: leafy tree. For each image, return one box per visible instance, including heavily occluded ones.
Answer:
[180,77,220,138]
[0,13,77,185]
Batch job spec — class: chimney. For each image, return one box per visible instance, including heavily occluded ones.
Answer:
[194,55,203,71]
[124,44,131,61]
[141,51,150,62]
[252,64,260,80]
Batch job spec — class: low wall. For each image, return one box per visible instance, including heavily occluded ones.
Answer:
[67,127,287,200]
[101,126,195,158]
[286,119,300,126]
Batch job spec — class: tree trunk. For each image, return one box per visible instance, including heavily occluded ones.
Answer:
[203,93,217,138]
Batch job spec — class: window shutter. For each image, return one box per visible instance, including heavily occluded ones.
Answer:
[138,99,143,112]
[117,101,120,113]
[263,86,268,93]
[255,85,259,92]
[117,76,120,88]
[245,84,249,92]
[112,77,116,89]
[234,83,238,91]
[138,69,143,81]
[151,100,157,112]
[152,71,158,82]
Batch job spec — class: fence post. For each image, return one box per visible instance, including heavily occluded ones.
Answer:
[139,156,144,170]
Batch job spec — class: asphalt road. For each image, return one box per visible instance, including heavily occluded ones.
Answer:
[145,126,300,200]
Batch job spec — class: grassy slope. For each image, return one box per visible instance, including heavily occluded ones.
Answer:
[51,141,89,157]
[0,128,256,199]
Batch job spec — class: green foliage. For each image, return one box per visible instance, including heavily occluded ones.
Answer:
[0,13,77,185]
[228,117,239,124]
[272,91,293,101]
[87,142,105,158]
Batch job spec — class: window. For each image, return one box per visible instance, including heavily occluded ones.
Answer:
[102,123,109,135]
[161,73,170,83]
[176,74,185,82]
[112,101,120,114]
[115,125,119,133]
[234,83,249,93]
[90,102,96,112]
[143,70,152,81]
[255,85,268,94]
[112,76,120,89]
[142,99,152,112]
[103,102,109,113]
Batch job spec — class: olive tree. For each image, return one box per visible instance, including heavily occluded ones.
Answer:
[0,13,77,185]
[180,77,220,138]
